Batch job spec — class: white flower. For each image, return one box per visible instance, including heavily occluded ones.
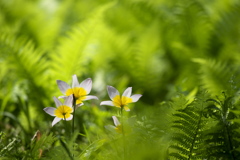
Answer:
[100,86,142,111]
[57,75,98,105]
[43,96,74,126]
[105,116,122,134]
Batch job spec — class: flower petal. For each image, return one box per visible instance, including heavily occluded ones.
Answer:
[63,95,73,107]
[76,103,84,108]
[72,74,80,88]
[58,95,67,99]
[43,107,56,116]
[84,95,98,101]
[53,97,62,107]
[100,101,114,106]
[105,125,117,133]
[52,117,61,126]
[112,116,120,126]
[124,106,130,111]
[66,114,73,121]
[131,94,142,102]
[122,87,132,98]
[56,80,70,94]
[107,86,120,100]
[80,78,92,94]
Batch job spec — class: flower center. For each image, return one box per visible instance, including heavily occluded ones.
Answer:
[65,87,87,104]
[112,95,132,108]
[54,105,73,119]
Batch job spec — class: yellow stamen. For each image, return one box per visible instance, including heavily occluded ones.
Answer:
[121,96,133,105]
[54,105,73,119]
[113,95,121,108]
[113,95,132,108]
[65,87,87,104]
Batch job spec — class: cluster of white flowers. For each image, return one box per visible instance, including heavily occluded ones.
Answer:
[43,74,142,128]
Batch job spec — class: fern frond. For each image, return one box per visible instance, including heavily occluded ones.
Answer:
[205,94,240,159]
[123,0,158,26]
[193,59,233,96]
[169,152,188,160]
[169,0,212,51]
[0,32,49,112]
[50,3,113,81]
[169,91,210,160]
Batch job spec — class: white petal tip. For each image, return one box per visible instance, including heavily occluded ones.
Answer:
[131,94,142,102]
[84,95,99,101]
[100,101,114,106]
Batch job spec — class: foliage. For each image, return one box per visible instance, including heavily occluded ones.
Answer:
[1,0,240,159]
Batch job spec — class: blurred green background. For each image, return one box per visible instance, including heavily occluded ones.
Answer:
[1,0,240,159]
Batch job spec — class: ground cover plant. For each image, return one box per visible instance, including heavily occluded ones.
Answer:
[1,0,240,159]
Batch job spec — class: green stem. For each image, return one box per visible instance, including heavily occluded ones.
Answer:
[63,114,70,137]
[121,107,126,160]
[72,97,76,136]
[72,96,76,158]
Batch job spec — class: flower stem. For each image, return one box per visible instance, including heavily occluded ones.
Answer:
[121,107,126,160]
[72,96,76,136]
[72,95,76,157]
[63,114,70,139]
